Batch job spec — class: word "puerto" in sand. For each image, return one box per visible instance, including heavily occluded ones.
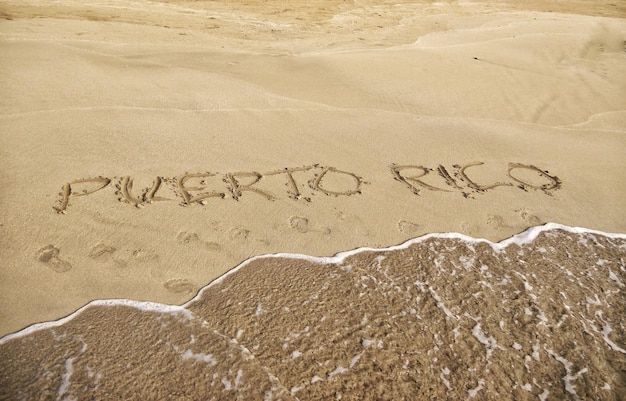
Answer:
[54,165,364,213]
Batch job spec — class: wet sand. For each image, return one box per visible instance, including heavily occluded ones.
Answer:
[1,225,625,399]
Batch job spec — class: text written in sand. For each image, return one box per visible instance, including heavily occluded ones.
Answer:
[53,162,560,213]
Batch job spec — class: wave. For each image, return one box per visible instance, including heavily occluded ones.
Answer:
[1,223,625,400]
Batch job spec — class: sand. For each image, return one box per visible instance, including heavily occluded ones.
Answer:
[0,0,625,398]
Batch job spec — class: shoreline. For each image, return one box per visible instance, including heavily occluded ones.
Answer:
[2,222,624,343]
[1,221,624,399]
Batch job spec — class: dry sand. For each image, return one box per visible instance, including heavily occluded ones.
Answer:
[0,0,625,398]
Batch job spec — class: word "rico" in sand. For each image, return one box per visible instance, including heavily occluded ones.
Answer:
[391,162,561,198]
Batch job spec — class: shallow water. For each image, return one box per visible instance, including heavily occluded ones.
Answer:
[1,224,624,400]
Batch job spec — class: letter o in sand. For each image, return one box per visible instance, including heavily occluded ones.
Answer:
[311,167,363,196]
[507,163,561,191]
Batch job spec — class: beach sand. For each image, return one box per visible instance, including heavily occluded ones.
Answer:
[0,0,625,398]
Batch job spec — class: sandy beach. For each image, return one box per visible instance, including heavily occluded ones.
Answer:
[0,0,625,399]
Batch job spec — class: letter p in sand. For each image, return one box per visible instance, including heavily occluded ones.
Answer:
[54,177,111,214]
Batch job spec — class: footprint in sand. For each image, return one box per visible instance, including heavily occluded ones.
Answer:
[515,208,542,226]
[131,248,159,262]
[335,211,367,236]
[176,231,221,251]
[288,216,331,235]
[89,244,116,260]
[460,222,480,237]
[397,220,422,235]
[176,231,201,244]
[487,214,510,231]
[229,227,250,241]
[289,216,310,233]
[88,244,128,268]
[164,278,195,294]
[37,245,72,273]
[255,238,271,247]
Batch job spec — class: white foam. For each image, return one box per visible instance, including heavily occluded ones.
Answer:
[608,270,625,287]
[532,343,541,361]
[429,287,458,319]
[221,377,232,391]
[440,367,452,390]
[181,349,218,366]
[534,378,550,401]
[234,370,243,389]
[2,223,624,345]
[545,347,588,399]
[349,352,363,368]
[290,385,304,395]
[459,255,476,270]
[468,379,484,398]
[471,323,502,359]
[58,357,76,400]
[594,311,626,354]
[0,299,191,345]
[328,365,348,380]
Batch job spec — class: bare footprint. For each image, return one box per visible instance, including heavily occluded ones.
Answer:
[88,243,128,268]
[335,211,369,236]
[289,216,310,233]
[397,220,421,235]
[132,249,159,262]
[36,245,72,273]
[460,222,480,237]
[203,241,221,251]
[288,216,331,235]
[176,231,201,245]
[164,278,195,294]
[487,214,510,231]
[89,244,116,260]
[177,231,221,250]
[255,238,271,246]
[229,227,250,241]
[515,208,542,226]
